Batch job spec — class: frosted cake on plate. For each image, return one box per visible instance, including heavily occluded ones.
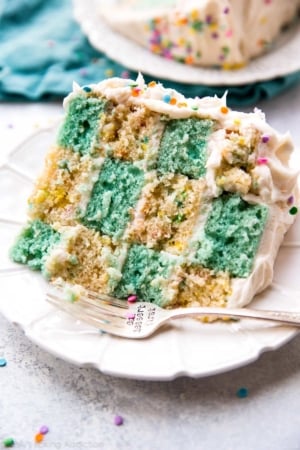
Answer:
[100,0,300,68]
[11,75,299,309]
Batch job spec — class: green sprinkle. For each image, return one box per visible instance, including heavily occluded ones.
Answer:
[172,214,186,224]
[3,437,15,447]
[289,206,298,215]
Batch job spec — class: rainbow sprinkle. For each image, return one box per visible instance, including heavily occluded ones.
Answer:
[0,357,7,367]
[114,415,124,426]
[236,387,249,398]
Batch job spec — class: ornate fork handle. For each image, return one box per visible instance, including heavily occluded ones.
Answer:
[165,307,300,327]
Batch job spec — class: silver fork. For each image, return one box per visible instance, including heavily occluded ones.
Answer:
[46,286,300,339]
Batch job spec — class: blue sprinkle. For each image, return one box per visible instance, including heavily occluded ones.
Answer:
[236,387,248,398]
[0,358,7,367]
[82,86,92,92]
[163,94,171,103]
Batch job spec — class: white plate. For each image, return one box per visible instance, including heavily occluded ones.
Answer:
[73,0,300,86]
[0,125,300,380]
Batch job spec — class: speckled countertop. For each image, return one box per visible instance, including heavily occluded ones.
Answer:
[1,83,300,450]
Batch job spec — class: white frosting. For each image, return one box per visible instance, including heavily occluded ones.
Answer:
[65,75,299,308]
[99,0,300,67]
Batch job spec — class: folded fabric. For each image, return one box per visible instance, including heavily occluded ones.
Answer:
[1,0,300,106]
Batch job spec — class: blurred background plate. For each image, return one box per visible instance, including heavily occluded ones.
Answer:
[73,0,300,86]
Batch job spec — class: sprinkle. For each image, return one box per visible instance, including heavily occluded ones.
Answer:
[126,312,135,320]
[3,438,14,448]
[148,81,156,87]
[261,135,270,143]
[289,206,298,215]
[185,55,194,65]
[114,415,124,426]
[287,195,294,205]
[223,7,230,14]
[0,357,7,367]
[163,94,171,103]
[236,387,248,398]
[82,86,92,92]
[178,102,188,108]
[35,433,44,443]
[39,426,49,435]
[127,295,137,303]
[220,106,229,114]
[105,68,114,78]
[132,87,141,97]
[211,32,219,39]
[121,71,130,79]
[170,97,177,105]
[257,157,268,165]
[79,68,88,77]
[191,105,199,110]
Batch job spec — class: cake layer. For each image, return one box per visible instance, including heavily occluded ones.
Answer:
[11,75,299,310]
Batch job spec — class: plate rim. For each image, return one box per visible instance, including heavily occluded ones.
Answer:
[0,123,299,381]
[73,0,300,87]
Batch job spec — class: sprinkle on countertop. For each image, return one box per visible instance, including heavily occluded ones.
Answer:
[114,415,124,426]
[3,437,15,448]
[0,357,7,367]
[236,387,249,398]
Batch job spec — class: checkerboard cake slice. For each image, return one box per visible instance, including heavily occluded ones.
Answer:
[11,75,299,308]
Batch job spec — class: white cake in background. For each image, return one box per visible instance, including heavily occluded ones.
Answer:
[100,0,300,68]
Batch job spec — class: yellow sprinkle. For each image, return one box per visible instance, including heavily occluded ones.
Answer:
[177,37,186,46]
[190,9,199,20]
[238,137,245,146]
[34,189,47,204]
[222,62,247,70]
[260,16,267,24]
[208,23,218,31]
[148,81,156,87]
[105,69,114,78]
[234,119,241,125]
[178,102,188,108]
[174,241,184,251]
[141,143,148,151]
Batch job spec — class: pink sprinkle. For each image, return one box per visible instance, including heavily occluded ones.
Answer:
[261,135,270,143]
[127,295,137,303]
[39,426,49,435]
[79,68,88,77]
[114,415,124,426]
[126,312,135,320]
[226,29,233,38]
[257,157,268,165]
[121,71,130,79]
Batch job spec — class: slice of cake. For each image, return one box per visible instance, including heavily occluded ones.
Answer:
[100,0,300,68]
[11,75,299,309]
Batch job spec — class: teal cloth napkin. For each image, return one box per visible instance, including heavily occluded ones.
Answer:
[1,0,300,106]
